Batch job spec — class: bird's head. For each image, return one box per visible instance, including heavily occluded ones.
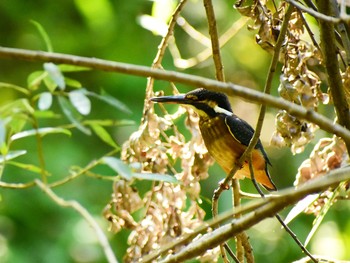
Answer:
[150,88,233,118]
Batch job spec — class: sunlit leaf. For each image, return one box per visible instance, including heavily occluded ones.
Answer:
[57,96,91,135]
[64,77,82,88]
[33,110,60,119]
[38,92,53,110]
[304,187,341,246]
[84,119,135,127]
[152,0,177,24]
[85,89,132,114]
[138,14,168,37]
[0,99,34,134]
[284,194,319,225]
[0,150,27,163]
[44,62,65,90]
[68,90,91,115]
[11,127,71,141]
[0,82,30,95]
[0,99,34,133]
[102,157,132,180]
[27,71,47,90]
[30,20,53,52]
[90,123,119,149]
[43,74,58,92]
[74,0,114,31]
[132,173,179,183]
[7,161,50,175]
[58,64,90,72]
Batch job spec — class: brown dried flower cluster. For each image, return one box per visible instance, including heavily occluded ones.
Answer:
[295,137,348,215]
[236,0,328,154]
[273,10,327,154]
[104,102,218,262]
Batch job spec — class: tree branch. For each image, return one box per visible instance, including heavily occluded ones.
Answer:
[1,46,350,143]
[158,166,350,262]
[317,1,350,154]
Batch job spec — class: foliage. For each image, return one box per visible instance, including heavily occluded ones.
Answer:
[1,1,350,263]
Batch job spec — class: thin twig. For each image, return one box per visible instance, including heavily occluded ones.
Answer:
[223,243,240,263]
[203,0,225,81]
[249,157,317,262]
[35,179,118,263]
[49,149,119,188]
[285,0,341,23]
[232,179,244,262]
[275,214,318,263]
[1,47,350,142]
[0,181,35,189]
[143,0,188,116]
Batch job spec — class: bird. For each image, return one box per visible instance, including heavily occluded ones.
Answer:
[150,88,277,191]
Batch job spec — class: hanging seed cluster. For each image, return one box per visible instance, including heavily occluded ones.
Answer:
[105,103,218,262]
[236,0,329,154]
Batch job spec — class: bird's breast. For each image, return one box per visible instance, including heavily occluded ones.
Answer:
[199,116,246,174]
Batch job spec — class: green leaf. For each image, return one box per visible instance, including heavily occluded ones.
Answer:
[58,64,90,72]
[284,194,319,225]
[43,74,58,92]
[304,186,341,246]
[102,157,132,180]
[0,82,30,95]
[152,0,177,24]
[0,150,27,163]
[0,99,33,133]
[11,127,71,141]
[64,77,82,88]
[68,89,91,115]
[38,92,53,110]
[57,96,91,135]
[84,119,135,127]
[30,20,53,52]
[132,173,179,183]
[27,71,47,90]
[90,123,119,149]
[74,0,114,31]
[85,89,132,114]
[33,110,61,119]
[44,63,65,90]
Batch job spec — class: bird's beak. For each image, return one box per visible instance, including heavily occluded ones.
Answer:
[150,94,190,105]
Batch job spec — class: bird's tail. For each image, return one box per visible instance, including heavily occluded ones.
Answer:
[236,166,277,191]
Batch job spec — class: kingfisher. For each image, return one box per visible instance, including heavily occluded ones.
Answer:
[151,88,277,191]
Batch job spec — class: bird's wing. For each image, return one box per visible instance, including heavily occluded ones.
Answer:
[224,114,272,166]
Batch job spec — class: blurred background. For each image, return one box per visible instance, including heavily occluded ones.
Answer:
[0,0,349,262]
